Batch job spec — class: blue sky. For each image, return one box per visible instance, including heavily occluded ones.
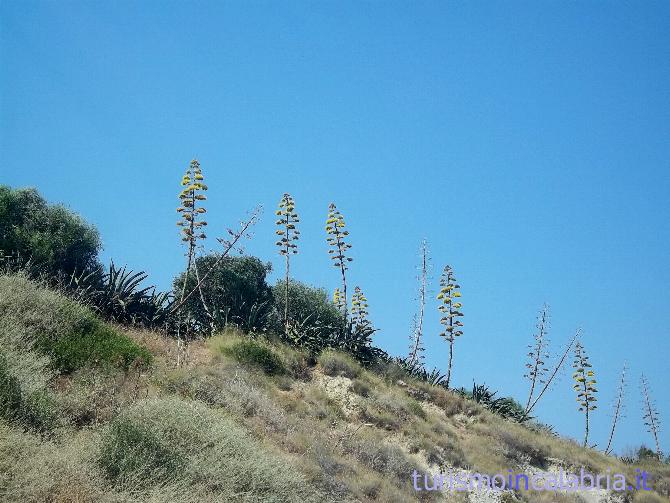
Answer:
[1,1,668,456]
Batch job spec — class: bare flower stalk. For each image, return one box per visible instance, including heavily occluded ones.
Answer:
[572,341,598,447]
[604,362,627,455]
[171,206,262,316]
[325,203,352,319]
[524,304,551,414]
[408,239,430,367]
[437,265,463,389]
[275,193,300,333]
[524,328,580,419]
[641,374,662,459]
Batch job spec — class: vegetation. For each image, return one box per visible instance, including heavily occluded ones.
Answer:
[436,265,463,389]
[407,239,430,368]
[572,341,598,447]
[275,193,300,333]
[325,203,353,319]
[1,183,668,502]
[173,254,274,332]
[0,186,102,279]
[271,280,344,352]
[641,374,663,460]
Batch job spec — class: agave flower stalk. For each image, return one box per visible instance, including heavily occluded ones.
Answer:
[351,286,371,330]
[524,304,551,414]
[523,328,580,419]
[437,265,463,389]
[275,193,300,332]
[604,363,627,455]
[572,341,598,447]
[325,203,352,319]
[640,374,662,459]
[408,239,430,368]
[175,159,212,362]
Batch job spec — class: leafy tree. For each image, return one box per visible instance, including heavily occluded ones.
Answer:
[572,341,598,447]
[437,265,463,389]
[173,254,273,332]
[270,280,344,352]
[0,186,101,279]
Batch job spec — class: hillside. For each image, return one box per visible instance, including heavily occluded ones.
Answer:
[1,274,669,503]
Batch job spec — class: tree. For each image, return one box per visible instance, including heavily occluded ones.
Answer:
[0,186,101,279]
[408,239,430,368]
[275,193,300,332]
[325,203,352,319]
[271,280,344,351]
[572,341,598,447]
[173,254,273,332]
[524,304,551,414]
[437,265,463,389]
[640,374,662,460]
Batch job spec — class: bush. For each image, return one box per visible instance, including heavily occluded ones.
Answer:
[0,186,101,279]
[98,397,323,501]
[318,349,362,379]
[271,280,345,350]
[100,417,185,483]
[220,339,286,375]
[173,254,273,332]
[0,352,57,432]
[0,274,152,373]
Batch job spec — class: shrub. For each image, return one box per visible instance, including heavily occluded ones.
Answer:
[100,417,185,483]
[0,274,152,373]
[98,397,323,501]
[0,352,57,432]
[220,339,286,375]
[43,321,152,373]
[173,254,274,332]
[0,186,101,280]
[318,349,361,378]
[271,280,345,350]
[351,379,371,397]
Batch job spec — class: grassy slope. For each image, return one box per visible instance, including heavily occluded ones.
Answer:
[1,275,669,503]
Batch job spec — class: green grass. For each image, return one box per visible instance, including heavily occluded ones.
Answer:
[0,274,152,373]
[218,338,286,375]
[317,349,362,378]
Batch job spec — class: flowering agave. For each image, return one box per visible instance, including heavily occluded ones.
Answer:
[437,265,463,389]
[326,203,352,318]
[351,286,371,330]
[177,159,208,252]
[275,193,300,332]
[175,159,212,348]
[572,341,598,446]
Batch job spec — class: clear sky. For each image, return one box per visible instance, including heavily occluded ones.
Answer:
[1,0,668,456]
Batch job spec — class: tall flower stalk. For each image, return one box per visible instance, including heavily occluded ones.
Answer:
[408,239,430,368]
[604,363,627,455]
[572,341,598,447]
[175,159,212,362]
[275,193,300,332]
[641,374,662,459]
[524,305,551,414]
[437,265,463,389]
[325,203,352,319]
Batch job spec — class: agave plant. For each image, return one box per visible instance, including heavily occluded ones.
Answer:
[67,261,172,327]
